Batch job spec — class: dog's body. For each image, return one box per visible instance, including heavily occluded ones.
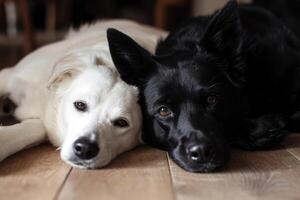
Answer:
[252,0,300,37]
[0,20,166,168]
[107,1,300,172]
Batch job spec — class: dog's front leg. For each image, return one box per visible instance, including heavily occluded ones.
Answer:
[0,119,46,161]
[232,114,289,150]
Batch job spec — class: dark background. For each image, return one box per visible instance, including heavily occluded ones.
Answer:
[0,0,192,33]
[0,0,252,66]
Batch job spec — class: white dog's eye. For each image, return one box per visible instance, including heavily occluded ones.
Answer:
[112,118,129,128]
[74,101,88,112]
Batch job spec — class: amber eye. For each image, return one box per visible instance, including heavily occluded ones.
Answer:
[113,118,129,128]
[74,101,87,112]
[159,106,172,117]
[206,95,218,105]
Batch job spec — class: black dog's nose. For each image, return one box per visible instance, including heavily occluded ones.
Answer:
[73,137,99,160]
[186,143,215,162]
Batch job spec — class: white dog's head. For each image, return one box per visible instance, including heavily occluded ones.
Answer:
[47,51,142,168]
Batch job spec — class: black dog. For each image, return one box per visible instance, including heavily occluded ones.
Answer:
[107,0,300,172]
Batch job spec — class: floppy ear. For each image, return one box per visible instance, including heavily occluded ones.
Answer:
[107,28,156,86]
[201,0,241,56]
[47,54,83,90]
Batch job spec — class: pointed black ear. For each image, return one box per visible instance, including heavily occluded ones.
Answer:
[201,0,241,56]
[202,1,245,87]
[107,28,156,86]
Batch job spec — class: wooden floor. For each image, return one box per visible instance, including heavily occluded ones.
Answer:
[0,134,299,200]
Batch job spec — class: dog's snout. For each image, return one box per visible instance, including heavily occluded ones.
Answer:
[73,137,99,160]
[186,142,215,163]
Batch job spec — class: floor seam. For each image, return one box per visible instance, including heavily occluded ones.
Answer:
[53,167,73,200]
[166,152,177,200]
[285,148,300,161]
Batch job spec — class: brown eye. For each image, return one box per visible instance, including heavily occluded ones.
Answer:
[113,118,129,128]
[206,95,218,105]
[159,106,172,117]
[74,101,87,112]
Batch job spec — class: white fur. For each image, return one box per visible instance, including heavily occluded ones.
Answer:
[0,20,167,168]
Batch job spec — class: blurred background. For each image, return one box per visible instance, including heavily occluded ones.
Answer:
[0,0,251,67]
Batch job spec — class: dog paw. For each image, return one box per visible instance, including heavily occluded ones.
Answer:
[233,114,289,150]
[247,129,288,150]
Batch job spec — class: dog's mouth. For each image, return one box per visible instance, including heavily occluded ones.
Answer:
[62,157,98,169]
[169,151,225,173]
[168,143,229,173]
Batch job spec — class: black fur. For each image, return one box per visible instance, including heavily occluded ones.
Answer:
[107,0,300,172]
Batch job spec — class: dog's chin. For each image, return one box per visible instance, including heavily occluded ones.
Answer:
[168,152,225,173]
[60,153,112,169]
[61,157,96,169]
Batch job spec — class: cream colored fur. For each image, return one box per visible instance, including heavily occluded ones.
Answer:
[0,20,167,168]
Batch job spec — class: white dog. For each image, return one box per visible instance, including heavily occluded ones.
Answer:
[0,20,166,168]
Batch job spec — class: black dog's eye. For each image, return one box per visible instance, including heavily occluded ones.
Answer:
[74,101,87,112]
[158,106,172,117]
[112,118,129,128]
[206,95,218,105]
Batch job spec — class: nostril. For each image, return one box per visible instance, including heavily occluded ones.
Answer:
[188,145,203,161]
[74,143,83,153]
[73,137,99,160]
[187,143,215,162]
[190,151,200,161]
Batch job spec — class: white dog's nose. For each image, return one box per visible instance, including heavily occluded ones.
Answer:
[73,137,99,160]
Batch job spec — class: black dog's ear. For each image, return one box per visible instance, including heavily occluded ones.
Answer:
[202,1,245,87]
[107,28,156,86]
[201,0,241,56]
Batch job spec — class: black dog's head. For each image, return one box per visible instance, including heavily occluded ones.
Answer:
[107,1,246,172]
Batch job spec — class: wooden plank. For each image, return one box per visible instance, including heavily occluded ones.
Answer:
[284,134,300,160]
[57,146,174,200]
[168,137,300,200]
[0,144,71,200]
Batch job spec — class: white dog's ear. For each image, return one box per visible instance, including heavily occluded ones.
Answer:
[47,54,83,90]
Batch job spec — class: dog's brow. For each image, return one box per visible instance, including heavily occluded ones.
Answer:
[208,82,223,89]
[153,96,169,106]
